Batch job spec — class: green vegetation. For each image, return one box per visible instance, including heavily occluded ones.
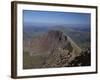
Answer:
[23,51,33,69]
[23,51,48,69]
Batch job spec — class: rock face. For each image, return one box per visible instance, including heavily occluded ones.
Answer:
[68,48,91,67]
[23,30,82,68]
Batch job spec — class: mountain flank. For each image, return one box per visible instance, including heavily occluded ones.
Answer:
[23,30,86,68]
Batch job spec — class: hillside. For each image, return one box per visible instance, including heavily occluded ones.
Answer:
[23,30,82,69]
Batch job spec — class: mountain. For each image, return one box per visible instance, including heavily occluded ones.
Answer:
[24,24,90,48]
[23,23,91,69]
[48,25,90,48]
[23,30,82,69]
[30,30,81,55]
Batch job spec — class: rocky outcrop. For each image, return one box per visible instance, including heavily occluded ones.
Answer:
[68,48,91,66]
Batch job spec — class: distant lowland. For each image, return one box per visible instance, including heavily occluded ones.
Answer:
[23,23,91,69]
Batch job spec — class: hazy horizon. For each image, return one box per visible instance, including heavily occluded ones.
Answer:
[23,10,91,27]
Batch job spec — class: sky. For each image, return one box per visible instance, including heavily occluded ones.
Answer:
[23,10,91,26]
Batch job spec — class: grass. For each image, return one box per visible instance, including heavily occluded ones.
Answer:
[23,51,33,69]
[23,51,47,69]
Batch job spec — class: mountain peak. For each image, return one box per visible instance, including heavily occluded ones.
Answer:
[31,30,81,55]
[47,30,67,42]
